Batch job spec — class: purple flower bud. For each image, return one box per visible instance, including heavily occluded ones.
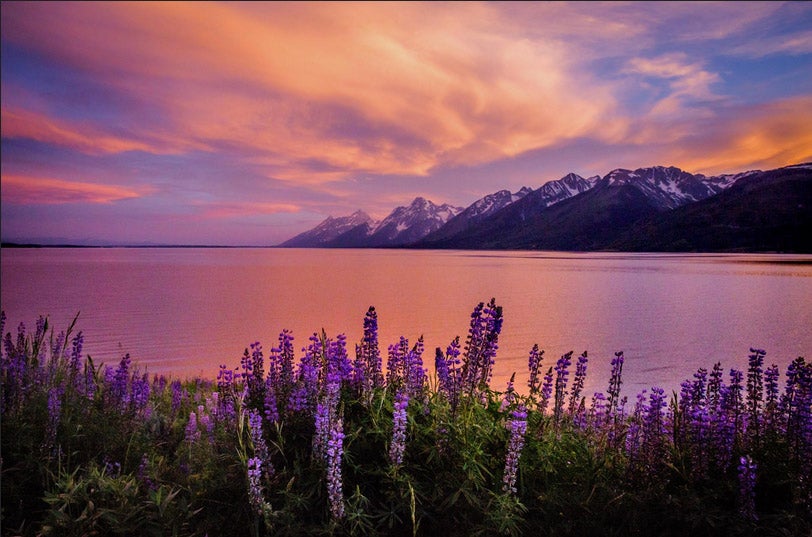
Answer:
[247,456,265,515]
[389,389,409,467]
[185,411,200,444]
[527,344,544,397]
[502,404,528,495]
[326,417,345,519]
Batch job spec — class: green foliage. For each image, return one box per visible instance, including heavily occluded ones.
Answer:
[2,314,809,536]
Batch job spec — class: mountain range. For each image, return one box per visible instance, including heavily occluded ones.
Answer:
[279,163,812,252]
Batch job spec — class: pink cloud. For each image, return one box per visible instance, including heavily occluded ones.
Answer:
[1,175,153,205]
[191,201,301,219]
[1,107,159,155]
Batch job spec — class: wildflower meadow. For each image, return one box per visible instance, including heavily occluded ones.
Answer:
[1,300,810,536]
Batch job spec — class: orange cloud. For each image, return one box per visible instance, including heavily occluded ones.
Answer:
[633,95,812,176]
[1,175,152,204]
[0,2,621,180]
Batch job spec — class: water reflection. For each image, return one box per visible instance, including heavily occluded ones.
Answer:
[2,248,810,398]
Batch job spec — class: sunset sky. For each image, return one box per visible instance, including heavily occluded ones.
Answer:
[2,1,811,246]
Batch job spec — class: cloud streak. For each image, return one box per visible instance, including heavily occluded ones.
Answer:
[2,175,152,205]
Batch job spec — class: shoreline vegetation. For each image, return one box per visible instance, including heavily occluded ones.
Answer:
[1,301,810,536]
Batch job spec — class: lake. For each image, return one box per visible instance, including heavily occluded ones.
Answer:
[1,247,810,398]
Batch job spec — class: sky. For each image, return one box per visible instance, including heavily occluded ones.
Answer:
[1,1,811,246]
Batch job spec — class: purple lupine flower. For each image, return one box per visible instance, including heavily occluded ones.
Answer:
[500,373,516,413]
[217,364,234,392]
[112,353,131,404]
[386,336,409,387]
[138,453,157,492]
[198,411,213,442]
[240,347,253,384]
[676,369,705,452]
[707,361,724,413]
[288,333,322,414]
[539,366,554,415]
[313,400,331,459]
[328,334,353,386]
[264,377,279,424]
[267,342,282,391]
[171,380,184,414]
[248,409,272,477]
[645,387,667,441]
[738,455,758,521]
[405,337,426,399]
[435,347,451,397]
[389,388,409,468]
[746,348,765,438]
[460,299,503,396]
[185,411,200,444]
[589,392,607,429]
[249,341,265,392]
[278,329,296,393]
[625,390,648,464]
[436,337,462,407]
[252,341,265,378]
[50,331,66,372]
[568,352,588,417]
[247,456,265,515]
[355,308,383,395]
[206,392,219,418]
[153,374,167,395]
[724,369,745,450]
[309,331,328,386]
[130,373,151,414]
[502,404,528,495]
[69,331,83,377]
[461,301,486,393]
[781,357,812,461]
[607,352,624,417]
[763,364,780,433]
[326,417,345,519]
[527,344,544,397]
[553,352,573,424]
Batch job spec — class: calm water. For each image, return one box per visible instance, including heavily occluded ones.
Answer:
[2,247,811,397]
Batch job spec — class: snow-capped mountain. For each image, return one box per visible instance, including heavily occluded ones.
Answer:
[366,197,463,246]
[279,210,373,247]
[534,173,601,208]
[420,187,532,243]
[466,187,533,220]
[276,162,808,252]
[497,172,601,225]
[603,166,743,210]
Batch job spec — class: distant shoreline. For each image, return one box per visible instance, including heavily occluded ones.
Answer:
[0,242,275,249]
[2,242,810,254]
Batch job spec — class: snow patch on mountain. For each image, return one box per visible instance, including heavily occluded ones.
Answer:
[604,166,744,210]
[279,210,373,247]
[367,197,463,246]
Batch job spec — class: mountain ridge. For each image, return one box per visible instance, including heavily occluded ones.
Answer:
[277,162,812,253]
